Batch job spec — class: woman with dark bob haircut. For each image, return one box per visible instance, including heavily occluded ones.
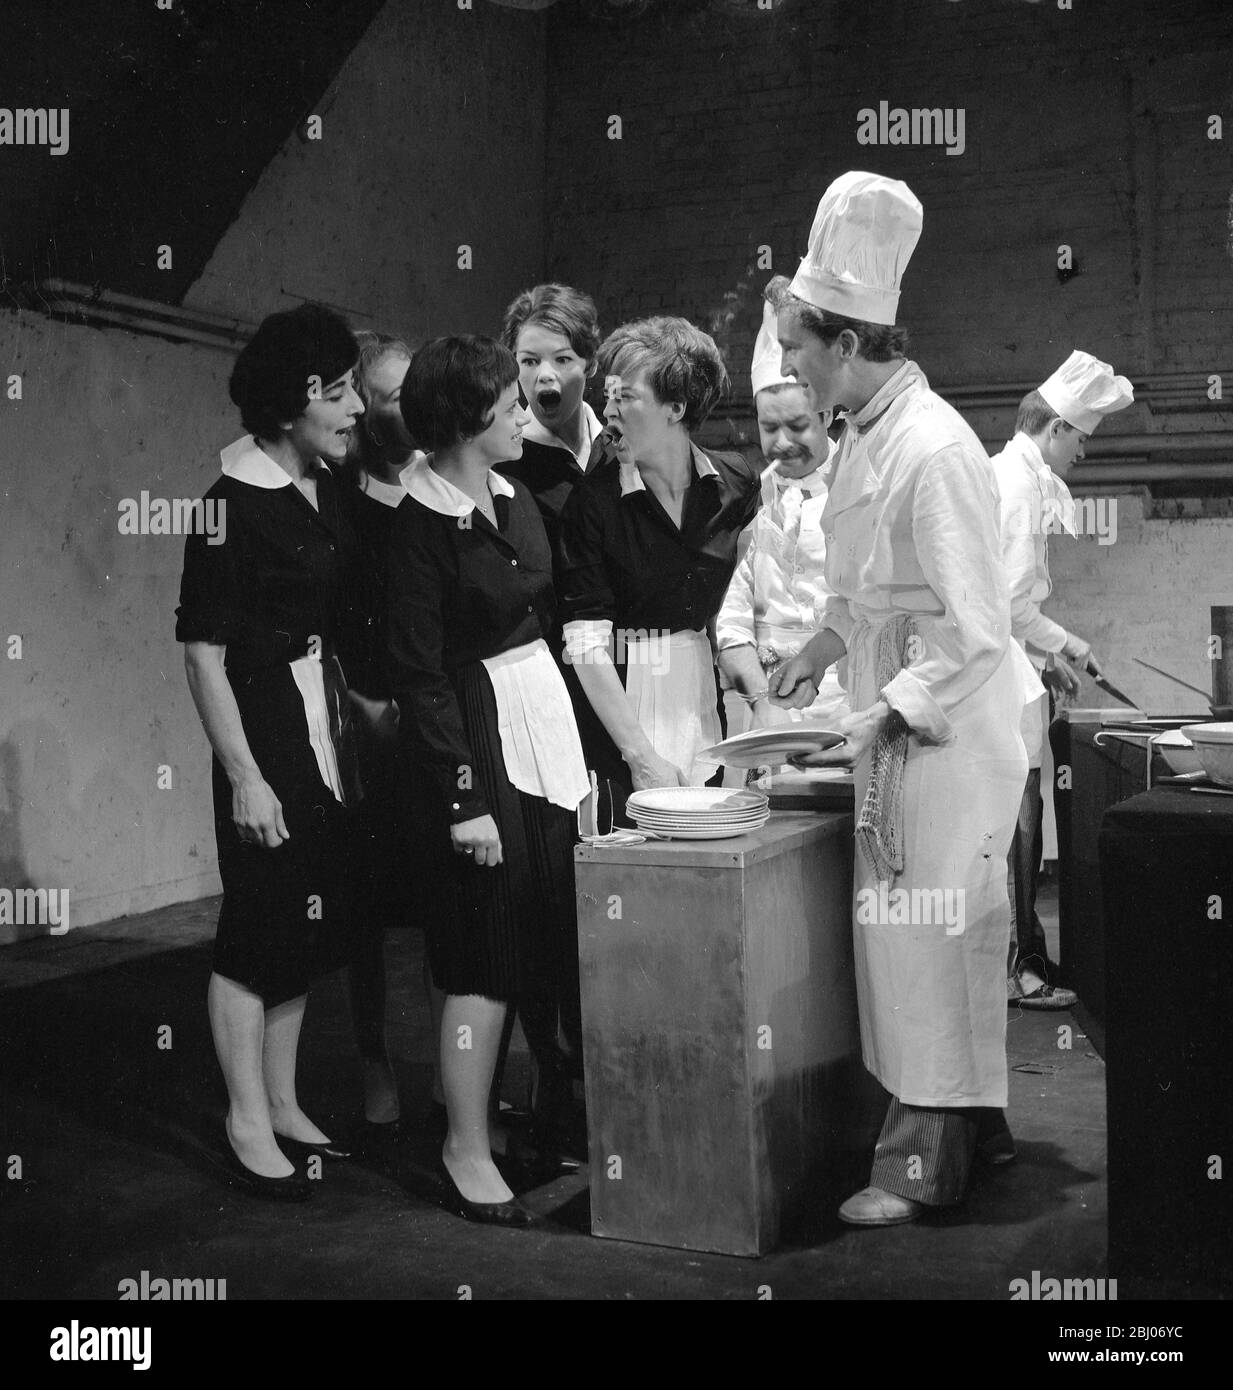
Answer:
[176,302,366,1200]
[386,335,590,1225]
[558,316,762,808]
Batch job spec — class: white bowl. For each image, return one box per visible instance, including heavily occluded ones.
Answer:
[1153,729,1204,776]
[1181,724,1233,786]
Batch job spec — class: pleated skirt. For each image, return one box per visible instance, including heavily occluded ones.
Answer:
[398,660,578,1001]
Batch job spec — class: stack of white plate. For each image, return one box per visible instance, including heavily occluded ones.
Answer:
[624,787,770,840]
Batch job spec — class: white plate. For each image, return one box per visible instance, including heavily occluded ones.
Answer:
[631,818,769,832]
[644,821,770,840]
[626,788,768,813]
[1182,722,1233,745]
[701,725,846,768]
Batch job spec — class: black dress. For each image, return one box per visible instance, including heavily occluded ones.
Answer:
[385,472,579,1001]
[496,433,610,765]
[341,476,422,935]
[175,449,362,1007]
[557,445,762,795]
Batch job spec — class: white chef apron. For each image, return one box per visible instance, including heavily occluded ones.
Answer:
[624,628,722,786]
[845,606,1031,1109]
[1016,640,1047,770]
[480,639,590,811]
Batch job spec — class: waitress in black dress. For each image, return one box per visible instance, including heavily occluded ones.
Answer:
[559,315,762,804]
[177,303,364,1200]
[338,330,439,1145]
[387,335,590,1226]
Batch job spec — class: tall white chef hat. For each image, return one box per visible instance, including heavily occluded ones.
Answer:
[788,171,923,326]
[751,299,796,395]
[1037,350,1134,434]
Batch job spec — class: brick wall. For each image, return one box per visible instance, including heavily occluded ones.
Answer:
[544,0,1233,724]
[545,0,1233,406]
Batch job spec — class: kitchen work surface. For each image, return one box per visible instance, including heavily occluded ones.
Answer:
[574,810,882,1257]
[1099,784,1233,1293]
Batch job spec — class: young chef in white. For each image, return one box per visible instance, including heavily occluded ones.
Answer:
[992,352,1134,1009]
[770,171,1044,1227]
[716,300,850,738]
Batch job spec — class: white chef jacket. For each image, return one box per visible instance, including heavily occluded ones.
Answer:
[990,431,1075,670]
[991,431,1078,767]
[819,361,1042,1109]
[715,450,849,722]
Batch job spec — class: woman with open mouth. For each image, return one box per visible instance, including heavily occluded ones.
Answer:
[176,303,366,1201]
[558,316,762,810]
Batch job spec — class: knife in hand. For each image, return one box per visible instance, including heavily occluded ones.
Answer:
[1085,660,1139,709]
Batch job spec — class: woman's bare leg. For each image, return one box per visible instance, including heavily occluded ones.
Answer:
[263,993,331,1144]
[440,993,513,1204]
[208,971,293,1178]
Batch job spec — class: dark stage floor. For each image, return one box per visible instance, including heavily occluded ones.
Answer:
[0,880,1112,1301]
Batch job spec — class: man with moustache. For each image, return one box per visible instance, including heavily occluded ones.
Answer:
[717,301,850,745]
[497,282,604,1163]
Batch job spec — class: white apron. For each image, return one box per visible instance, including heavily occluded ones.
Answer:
[624,628,721,786]
[480,639,590,811]
[847,608,1029,1107]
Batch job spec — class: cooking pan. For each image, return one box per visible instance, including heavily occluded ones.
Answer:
[1131,658,1233,720]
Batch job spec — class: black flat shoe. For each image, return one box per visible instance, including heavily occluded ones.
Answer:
[498,1130,582,1181]
[275,1134,353,1162]
[221,1143,312,1202]
[435,1160,534,1227]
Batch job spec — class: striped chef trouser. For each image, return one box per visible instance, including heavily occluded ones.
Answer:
[870,1100,1012,1206]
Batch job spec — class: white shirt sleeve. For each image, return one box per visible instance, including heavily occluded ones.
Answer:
[715,532,758,653]
[997,463,1069,655]
[881,445,1012,742]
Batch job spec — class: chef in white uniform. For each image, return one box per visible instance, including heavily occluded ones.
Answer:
[770,171,1044,1227]
[716,300,850,744]
[993,352,1134,1009]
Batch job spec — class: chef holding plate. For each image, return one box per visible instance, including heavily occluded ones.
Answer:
[769,171,1044,1227]
[716,299,850,750]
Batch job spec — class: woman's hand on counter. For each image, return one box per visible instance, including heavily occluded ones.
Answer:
[791,700,892,769]
[232,774,290,849]
[451,814,503,868]
[628,751,688,791]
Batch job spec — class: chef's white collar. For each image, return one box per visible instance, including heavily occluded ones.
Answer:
[522,400,603,467]
[840,359,922,434]
[1010,431,1048,475]
[400,455,515,518]
[619,442,719,497]
[220,435,331,488]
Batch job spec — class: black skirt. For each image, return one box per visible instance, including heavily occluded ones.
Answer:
[398,660,577,1002]
[211,664,356,1007]
[350,721,424,934]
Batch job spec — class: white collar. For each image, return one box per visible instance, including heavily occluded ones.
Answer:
[358,471,410,509]
[221,436,328,489]
[619,442,719,497]
[522,400,603,467]
[1009,431,1049,475]
[400,455,516,518]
